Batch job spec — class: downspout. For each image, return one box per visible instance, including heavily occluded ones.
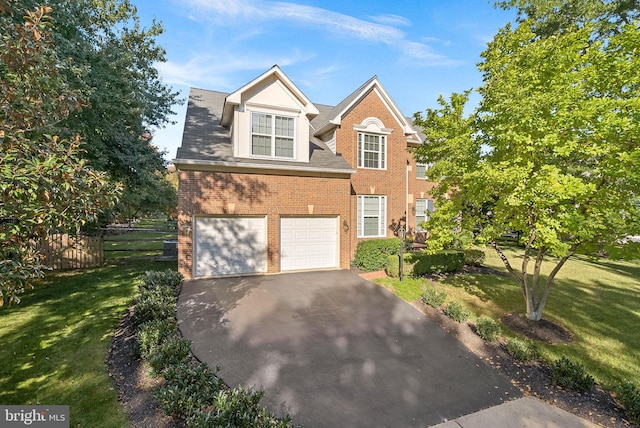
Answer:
[405,159,409,230]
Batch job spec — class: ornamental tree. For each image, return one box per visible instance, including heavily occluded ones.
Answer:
[413,7,640,320]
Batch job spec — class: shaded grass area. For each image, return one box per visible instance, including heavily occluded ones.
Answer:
[378,249,640,389]
[0,221,178,427]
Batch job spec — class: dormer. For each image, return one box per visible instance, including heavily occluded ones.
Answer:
[220,66,319,163]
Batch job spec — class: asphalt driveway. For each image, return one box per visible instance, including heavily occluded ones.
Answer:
[177,270,521,427]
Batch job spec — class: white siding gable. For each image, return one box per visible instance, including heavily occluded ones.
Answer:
[232,78,311,163]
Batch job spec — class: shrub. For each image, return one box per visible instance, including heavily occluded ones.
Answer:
[385,250,464,278]
[353,238,400,271]
[421,287,447,308]
[616,380,640,424]
[463,249,486,266]
[154,362,222,419]
[139,269,184,294]
[132,269,183,326]
[443,301,472,323]
[550,356,595,392]
[132,288,176,326]
[413,250,464,275]
[138,318,177,358]
[147,334,192,376]
[187,387,293,428]
[475,316,501,341]
[504,338,539,361]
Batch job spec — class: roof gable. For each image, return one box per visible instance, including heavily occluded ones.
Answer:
[220,65,319,127]
[312,76,419,142]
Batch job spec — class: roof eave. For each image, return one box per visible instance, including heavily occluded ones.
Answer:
[173,158,355,176]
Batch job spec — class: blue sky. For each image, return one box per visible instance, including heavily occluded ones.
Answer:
[133,0,516,161]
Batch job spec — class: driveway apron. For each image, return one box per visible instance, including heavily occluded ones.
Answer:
[178,270,521,427]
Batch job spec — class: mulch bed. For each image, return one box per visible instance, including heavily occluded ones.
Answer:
[414,301,636,428]
[501,312,574,344]
[106,307,185,428]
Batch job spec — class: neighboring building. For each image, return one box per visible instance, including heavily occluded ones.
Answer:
[174,65,436,279]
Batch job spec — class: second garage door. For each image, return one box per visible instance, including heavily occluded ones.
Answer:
[280,217,339,271]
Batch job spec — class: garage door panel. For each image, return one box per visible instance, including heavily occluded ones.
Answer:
[280,217,338,271]
[195,217,266,277]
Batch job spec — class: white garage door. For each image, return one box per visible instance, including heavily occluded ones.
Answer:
[280,217,338,271]
[194,216,267,277]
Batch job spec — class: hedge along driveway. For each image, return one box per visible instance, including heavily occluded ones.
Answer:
[178,270,520,428]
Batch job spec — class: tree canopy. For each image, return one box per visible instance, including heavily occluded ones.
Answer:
[1,3,119,305]
[17,0,181,224]
[1,0,180,305]
[413,0,640,320]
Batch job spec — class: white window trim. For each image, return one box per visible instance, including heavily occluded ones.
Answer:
[357,195,387,238]
[249,111,296,160]
[415,199,435,232]
[357,132,387,170]
[416,163,428,180]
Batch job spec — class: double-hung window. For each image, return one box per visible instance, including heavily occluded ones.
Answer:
[415,199,435,232]
[416,163,428,179]
[251,112,295,158]
[357,133,386,169]
[357,195,386,237]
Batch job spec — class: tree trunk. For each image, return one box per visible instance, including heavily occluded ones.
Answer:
[522,245,578,321]
[493,239,578,321]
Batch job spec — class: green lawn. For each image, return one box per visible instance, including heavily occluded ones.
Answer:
[379,249,640,389]
[0,225,178,427]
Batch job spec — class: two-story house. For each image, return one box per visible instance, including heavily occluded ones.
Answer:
[174,65,436,279]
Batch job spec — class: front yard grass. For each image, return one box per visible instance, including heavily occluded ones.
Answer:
[378,249,640,390]
[0,252,177,426]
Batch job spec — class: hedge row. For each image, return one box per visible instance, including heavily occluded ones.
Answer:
[132,270,294,427]
[385,250,464,277]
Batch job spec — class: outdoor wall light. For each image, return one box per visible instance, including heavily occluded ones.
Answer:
[343,220,349,232]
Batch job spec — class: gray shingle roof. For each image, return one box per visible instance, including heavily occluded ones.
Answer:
[175,88,354,175]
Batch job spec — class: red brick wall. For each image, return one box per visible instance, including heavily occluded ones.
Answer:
[177,169,351,278]
[334,89,410,256]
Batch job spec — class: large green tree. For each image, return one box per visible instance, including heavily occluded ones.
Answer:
[14,0,180,224]
[1,3,119,305]
[413,2,640,320]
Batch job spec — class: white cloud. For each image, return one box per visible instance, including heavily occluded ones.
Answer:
[369,13,411,27]
[180,0,457,65]
[156,50,315,89]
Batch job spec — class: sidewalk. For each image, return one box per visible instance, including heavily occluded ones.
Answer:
[430,396,599,428]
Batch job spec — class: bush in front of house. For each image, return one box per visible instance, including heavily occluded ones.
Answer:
[353,238,401,271]
[474,316,502,341]
[385,250,464,277]
[443,301,472,323]
[463,249,486,266]
[616,380,640,424]
[550,355,595,392]
[421,287,447,308]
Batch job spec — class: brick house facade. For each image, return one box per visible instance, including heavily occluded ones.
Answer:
[174,66,436,279]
